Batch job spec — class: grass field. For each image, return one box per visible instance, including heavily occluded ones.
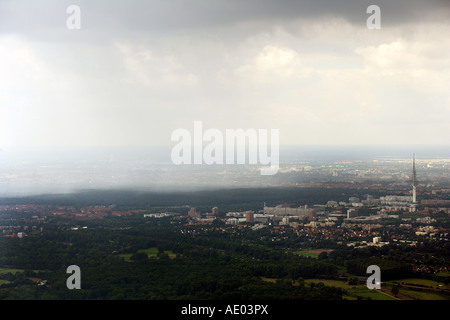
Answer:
[295,251,319,258]
[0,267,25,275]
[345,287,396,300]
[390,278,450,290]
[398,289,449,300]
[383,278,450,300]
[0,268,24,286]
[261,277,278,283]
[294,249,332,259]
[435,272,450,277]
[304,279,356,290]
[304,278,396,300]
[119,247,176,261]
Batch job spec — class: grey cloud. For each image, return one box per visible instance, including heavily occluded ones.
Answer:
[1,0,449,149]
[1,0,448,42]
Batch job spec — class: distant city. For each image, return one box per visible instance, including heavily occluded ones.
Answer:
[0,145,449,301]
[0,145,449,196]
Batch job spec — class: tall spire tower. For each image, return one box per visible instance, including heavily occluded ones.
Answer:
[412,154,417,203]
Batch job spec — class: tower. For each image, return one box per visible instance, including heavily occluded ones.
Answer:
[412,154,417,203]
[245,211,254,223]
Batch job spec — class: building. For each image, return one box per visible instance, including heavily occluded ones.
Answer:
[211,207,219,216]
[421,199,450,206]
[245,211,254,223]
[326,201,339,207]
[308,210,317,220]
[254,214,271,223]
[226,212,243,217]
[344,215,383,223]
[347,208,358,219]
[412,154,418,204]
[280,217,290,225]
[349,197,360,204]
[263,204,315,217]
[226,218,239,225]
[362,195,381,206]
[380,195,412,205]
[188,207,201,218]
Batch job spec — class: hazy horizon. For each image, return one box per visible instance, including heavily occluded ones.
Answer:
[0,144,448,197]
[1,1,449,196]
[1,144,449,165]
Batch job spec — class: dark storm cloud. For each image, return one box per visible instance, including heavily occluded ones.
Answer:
[1,0,448,40]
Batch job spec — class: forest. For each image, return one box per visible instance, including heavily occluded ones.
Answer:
[0,188,448,300]
[0,186,386,211]
[0,215,344,300]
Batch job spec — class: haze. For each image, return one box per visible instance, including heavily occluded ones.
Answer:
[0,0,449,195]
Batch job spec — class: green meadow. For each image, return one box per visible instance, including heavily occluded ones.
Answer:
[399,289,448,300]
[0,267,25,275]
[390,278,450,290]
[294,250,320,258]
[303,279,396,300]
[0,268,25,286]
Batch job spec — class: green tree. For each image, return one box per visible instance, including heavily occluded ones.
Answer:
[318,251,328,260]
[130,252,148,261]
[348,277,358,286]
[391,284,400,296]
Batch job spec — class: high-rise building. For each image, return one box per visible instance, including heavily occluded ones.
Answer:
[211,207,219,216]
[347,208,358,219]
[412,154,418,204]
[245,211,254,223]
[188,207,201,218]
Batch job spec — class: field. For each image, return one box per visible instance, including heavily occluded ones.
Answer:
[382,278,450,300]
[294,249,333,259]
[344,287,396,300]
[263,275,398,300]
[303,279,355,289]
[390,278,450,290]
[0,268,24,286]
[0,267,25,275]
[261,277,278,283]
[303,279,396,300]
[436,272,450,277]
[398,289,449,300]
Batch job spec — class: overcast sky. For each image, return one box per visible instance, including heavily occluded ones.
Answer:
[1,0,449,149]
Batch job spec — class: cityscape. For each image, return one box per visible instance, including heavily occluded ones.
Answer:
[0,0,449,316]
[0,150,448,304]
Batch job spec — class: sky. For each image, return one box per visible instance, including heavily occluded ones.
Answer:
[1,0,449,149]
